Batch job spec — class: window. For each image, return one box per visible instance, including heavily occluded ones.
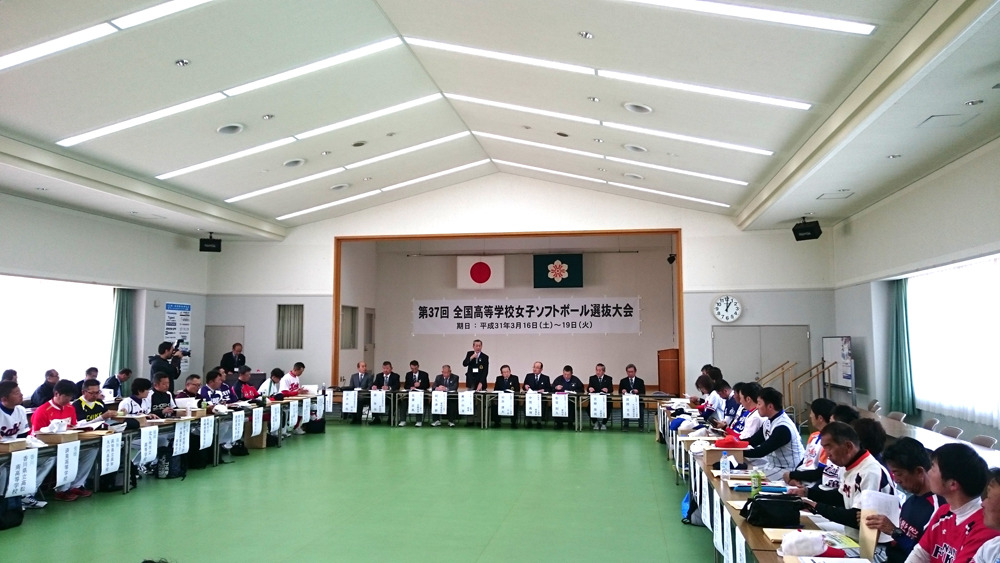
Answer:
[276,304,304,349]
[341,305,357,349]
[907,253,1000,426]
[0,274,114,392]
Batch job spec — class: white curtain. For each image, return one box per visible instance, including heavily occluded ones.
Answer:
[907,254,1000,426]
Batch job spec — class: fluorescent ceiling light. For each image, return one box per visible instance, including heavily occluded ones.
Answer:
[474,132,603,159]
[622,0,875,35]
[110,0,215,29]
[492,160,606,184]
[224,37,402,97]
[603,122,772,156]
[343,131,470,169]
[446,94,599,125]
[226,166,346,203]
[0,24,117,72]
[599,70,810,110]
[405,37,594,75]
[381,159,492,192]
[58,93,226,147]
[296,93,441,140]
[276,190,381,220]
[607,156,747,185]
[157,136,296,180]
[608,181,730,208]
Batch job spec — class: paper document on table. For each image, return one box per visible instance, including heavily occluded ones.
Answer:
[74,417,107,430]
[855,490,900,543]
[176,397,199,410]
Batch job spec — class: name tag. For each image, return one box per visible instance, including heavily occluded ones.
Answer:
[472,368,479,373]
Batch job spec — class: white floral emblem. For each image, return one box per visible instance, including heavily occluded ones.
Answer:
[547,260,569,283]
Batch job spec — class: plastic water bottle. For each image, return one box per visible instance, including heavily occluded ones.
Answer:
[720,451,731,480]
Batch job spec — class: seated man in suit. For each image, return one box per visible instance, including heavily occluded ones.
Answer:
[552,365,584,430]
[75,367,99,397]
[400,360,430,427]
[219,342,246,375]
[431,365,459,427]
[588,363,613,430]
[371,361,399,425]
[491,364,520,429]
[618,363,646,432]
[522,361,551,428]
[348,361,372,425]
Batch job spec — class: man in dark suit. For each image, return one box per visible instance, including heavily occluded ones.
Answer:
[219,343,246,375]
[462,339,489,391]
[431,365,459,427]
[618,363,646,432]
[588,363,614,430]
[552,365,584,430]
[371,361,400,425]
[348,361,372,425]
[491,364,520,429]
[400,360,430,427]
[522,361,551,428]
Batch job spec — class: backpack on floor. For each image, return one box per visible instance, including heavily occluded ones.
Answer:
[156,445,187,479]
[301,419,326,434]
[680,492,704,526]
[0,496,24,530]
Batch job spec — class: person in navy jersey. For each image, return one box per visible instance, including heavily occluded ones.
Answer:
[865,438,944,563]
[199,369,236,405]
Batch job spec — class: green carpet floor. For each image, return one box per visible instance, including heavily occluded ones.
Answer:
[4,426,713,562]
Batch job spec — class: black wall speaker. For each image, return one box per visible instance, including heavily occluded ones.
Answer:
[792,220,822,241]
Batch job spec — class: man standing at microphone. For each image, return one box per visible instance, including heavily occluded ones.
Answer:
[462,339,489,426]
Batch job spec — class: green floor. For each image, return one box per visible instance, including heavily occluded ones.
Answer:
[4,426,712,562]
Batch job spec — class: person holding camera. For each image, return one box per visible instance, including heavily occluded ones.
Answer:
[148,341,182,393]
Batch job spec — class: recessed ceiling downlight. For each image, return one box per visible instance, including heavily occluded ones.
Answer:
[283,158,306,167]
[623,143,648,153]
[216,123,244,134]
[623,102,653,114]
[330,183,350,191]
[624,172,644,180]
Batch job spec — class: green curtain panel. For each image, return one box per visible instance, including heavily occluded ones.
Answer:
[888,279,916,416]
[109,288,134,397]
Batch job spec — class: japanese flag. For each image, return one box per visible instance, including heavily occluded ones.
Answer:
[457,256,504,289]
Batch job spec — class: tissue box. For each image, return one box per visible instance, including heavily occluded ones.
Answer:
[78,430,115,440]
[112,415,148,427]
[0,439,27,452]
[35,431,82,444]
[176,408,206,418]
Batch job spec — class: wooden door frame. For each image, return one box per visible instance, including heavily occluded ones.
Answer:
[332,229,684,394]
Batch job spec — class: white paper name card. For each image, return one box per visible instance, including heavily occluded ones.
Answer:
[101,433,122,476]
[458,391,475,415]
[288,400,299,429]
[431,391,448,415]
[589,394,607,418]
[701,471,711,531]
[302,398,312,421]
[735,525,747,563]
[173,420,191,455]
[140,425,159,464]
[6,448,39,497]
[408,391,424,414]
[552,394,569,417]
[723,506,733,563]
[325,390,334,412]
[498,393,514,417]
[251,408,263,437]
[315,395,324,418]
[342,390,358,414]
[525,392,542,417]
[370,390,386,414]
[713,487,724,552]
[270,404,282,432]
[55,441,81,488]
[623,394,640,419]
[199,416,215,450]
[231,410,245,443]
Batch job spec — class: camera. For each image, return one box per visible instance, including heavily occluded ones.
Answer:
[175,340,192,357]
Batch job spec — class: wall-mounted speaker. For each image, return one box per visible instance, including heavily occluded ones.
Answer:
[792,219,822,241]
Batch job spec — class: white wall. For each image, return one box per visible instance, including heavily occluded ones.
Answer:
[0,193,208,293]
[134,289,206,384]
[204,295,332,386]
[337,240,377,382]
[373,249,675,383]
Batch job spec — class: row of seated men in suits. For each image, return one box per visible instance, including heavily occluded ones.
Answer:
[345,359,646,431]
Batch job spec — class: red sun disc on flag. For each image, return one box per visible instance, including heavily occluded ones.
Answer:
[470,262,492,284]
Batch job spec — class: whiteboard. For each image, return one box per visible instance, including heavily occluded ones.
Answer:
[823,336,854,388]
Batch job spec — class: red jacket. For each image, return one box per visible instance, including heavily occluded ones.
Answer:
[30,400,79,434]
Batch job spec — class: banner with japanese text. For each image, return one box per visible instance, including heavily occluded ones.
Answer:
[413,297,639,335]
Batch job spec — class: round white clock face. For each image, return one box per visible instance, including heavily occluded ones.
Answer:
[713,295,742,322]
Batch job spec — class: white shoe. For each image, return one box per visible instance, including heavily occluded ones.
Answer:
[415,421,422,427]
[292,428,305,435]
[22,495,47,509]
[447,421,455,427]
[398,421,406,427]
[431,421,441,427]
[592,422,599,430]
[600,423,607,431]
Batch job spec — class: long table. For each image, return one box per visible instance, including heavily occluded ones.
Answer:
[860,410,1000,466]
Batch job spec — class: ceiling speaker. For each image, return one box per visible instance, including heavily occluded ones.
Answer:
[792,219,822,241]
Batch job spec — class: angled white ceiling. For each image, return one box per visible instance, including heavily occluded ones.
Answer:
[0,0,997,240]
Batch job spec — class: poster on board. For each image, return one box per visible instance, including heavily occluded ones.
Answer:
[164,302,192,372]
